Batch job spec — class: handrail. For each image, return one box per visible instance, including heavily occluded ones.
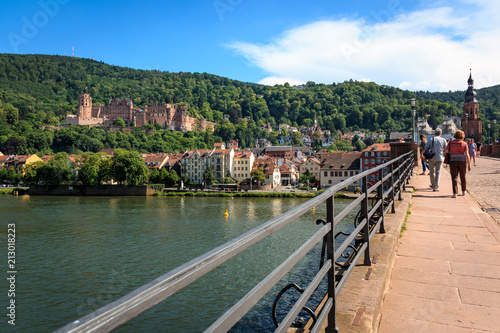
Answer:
[54,151,415,333]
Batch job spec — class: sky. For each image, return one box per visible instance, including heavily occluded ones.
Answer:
[1,0,499,92]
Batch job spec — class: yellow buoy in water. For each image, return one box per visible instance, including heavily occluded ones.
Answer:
[224,209,229,217]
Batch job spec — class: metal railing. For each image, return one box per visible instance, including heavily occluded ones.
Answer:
[55,151,415,333]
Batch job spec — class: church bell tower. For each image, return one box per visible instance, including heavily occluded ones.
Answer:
[462,70,482,143]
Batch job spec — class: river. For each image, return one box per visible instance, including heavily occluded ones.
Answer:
[0,195,358,332]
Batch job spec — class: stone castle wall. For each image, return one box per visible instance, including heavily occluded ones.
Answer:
[67,94,215,131]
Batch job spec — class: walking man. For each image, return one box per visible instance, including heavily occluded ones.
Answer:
[425,128,448,191]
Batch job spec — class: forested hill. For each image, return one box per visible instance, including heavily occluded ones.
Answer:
[0,53,496,155]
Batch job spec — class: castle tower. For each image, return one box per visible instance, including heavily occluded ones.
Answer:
[78,93,92,118]
[462,70,482,143]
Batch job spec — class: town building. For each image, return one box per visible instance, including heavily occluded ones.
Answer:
[141,153,170,172]
[1,155,43,174]
[232,151,255,183]
[299,157,321,183]
[181,149,212,185]
[276,158,299,186]
[227,140,239,150]
[252,157,281,189]
[320,153,361,189]
[180,148,235,185]
[163,155,182,176]
[255,138,272,148]
[462,70,482,143]
[360,143,391,188]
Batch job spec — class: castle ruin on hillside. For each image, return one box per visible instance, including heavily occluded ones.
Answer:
[65,93,215,132]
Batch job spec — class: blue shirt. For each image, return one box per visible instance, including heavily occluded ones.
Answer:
[424,136,448,162]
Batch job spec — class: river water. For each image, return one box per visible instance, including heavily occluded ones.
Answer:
[0,195,358,332]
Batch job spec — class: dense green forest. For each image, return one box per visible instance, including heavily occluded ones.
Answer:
[1,53,499,155]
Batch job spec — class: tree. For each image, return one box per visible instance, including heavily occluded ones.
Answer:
[165,170,180,187]
[149,168,161,184]
[205,166,215,185]
[1,137,24,155]
[335,140,353,152]
[299,169,315,185]
[37,152,74,186]
[354,140,366,151]
[111,149,149,185]
[250,168,266,185]
[115,117,126,128]
[23,161,44,185]
[77,152,106,186]
[326,143,338,152]
[292,131,303,146]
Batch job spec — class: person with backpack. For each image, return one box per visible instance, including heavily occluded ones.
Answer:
[424,128,448,191]
[419,134,429,175]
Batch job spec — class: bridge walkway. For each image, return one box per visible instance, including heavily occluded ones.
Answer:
[378,160,500,332]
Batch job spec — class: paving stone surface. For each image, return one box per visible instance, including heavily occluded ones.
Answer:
[464,156,500,224]
[378,165,500,333]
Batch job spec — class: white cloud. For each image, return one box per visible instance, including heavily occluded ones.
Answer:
[227,0,500,91]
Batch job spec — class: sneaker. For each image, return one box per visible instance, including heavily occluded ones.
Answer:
[433,189,439,192]
[452,194,457,198]
[462,190,466,196]
[429,185,433,188]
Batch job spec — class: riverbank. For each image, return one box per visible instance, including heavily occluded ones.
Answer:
[0,187,27,195]
[154,190,348,198]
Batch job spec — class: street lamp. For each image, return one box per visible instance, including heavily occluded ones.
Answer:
[488,123,491,144]
[410,98,417,143]
[494,120,497,144]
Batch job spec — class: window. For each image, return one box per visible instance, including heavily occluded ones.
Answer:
[324,171,327,176]
[350,171,354,176]
[330,171,334,177]
[344,171,348,177]
[371,152,375,156]
[328,180,332,184]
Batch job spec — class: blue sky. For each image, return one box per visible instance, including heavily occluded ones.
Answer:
[1,0,499,91]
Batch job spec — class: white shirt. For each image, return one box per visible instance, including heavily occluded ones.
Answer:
[424,136,448,162]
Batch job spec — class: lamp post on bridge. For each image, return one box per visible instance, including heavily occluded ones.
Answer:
[494,120,497,143]
[410,98,417,143]
[488,123,491,144]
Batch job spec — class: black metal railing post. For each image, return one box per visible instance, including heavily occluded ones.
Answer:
[390,163,396,213]
[398,159,403,201]
[402,157,407,192]
[361,175,371,266]
[378,168,385,233]
[325,195,339,333]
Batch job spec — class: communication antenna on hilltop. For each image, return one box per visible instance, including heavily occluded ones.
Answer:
[72,46,74,57]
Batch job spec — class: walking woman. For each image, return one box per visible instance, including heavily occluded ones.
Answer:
[445,130,471,198]
[419,134,429,175]
[468,138,477,166]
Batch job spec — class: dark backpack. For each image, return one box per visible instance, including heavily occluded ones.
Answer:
[423,138,435,159]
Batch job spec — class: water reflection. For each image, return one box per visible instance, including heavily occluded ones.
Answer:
[0,195,356,332]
